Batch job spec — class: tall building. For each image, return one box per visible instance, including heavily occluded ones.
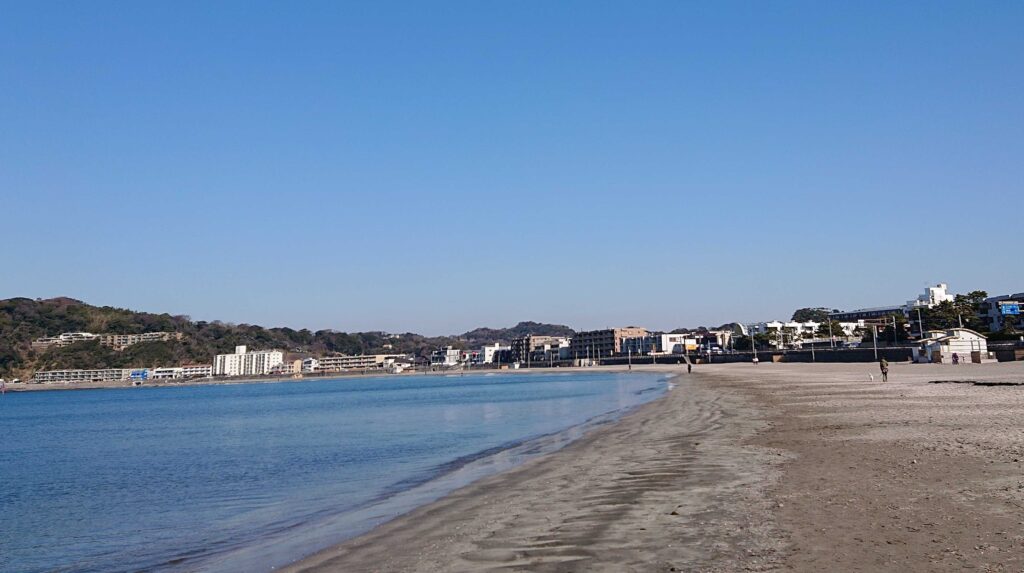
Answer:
[569,327,648,358]
[213,345,284,377]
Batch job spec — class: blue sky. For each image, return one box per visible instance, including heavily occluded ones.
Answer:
[2,1,1021,334]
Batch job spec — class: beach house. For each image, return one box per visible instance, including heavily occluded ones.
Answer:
[912,328,989,364]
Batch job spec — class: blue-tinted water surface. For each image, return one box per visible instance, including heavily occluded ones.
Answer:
[0,371,668,572]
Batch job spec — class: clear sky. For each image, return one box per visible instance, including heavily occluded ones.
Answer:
[2,1,1022,335]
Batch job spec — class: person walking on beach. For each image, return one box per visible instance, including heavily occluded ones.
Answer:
[879,358,889,382]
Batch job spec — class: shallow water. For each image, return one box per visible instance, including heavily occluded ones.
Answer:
[0,371,668,572]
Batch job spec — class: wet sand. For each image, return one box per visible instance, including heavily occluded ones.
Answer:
[283,361,1024,572]
[283,365,784,572]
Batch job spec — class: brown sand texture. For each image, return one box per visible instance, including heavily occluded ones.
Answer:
[284,361,1024,572]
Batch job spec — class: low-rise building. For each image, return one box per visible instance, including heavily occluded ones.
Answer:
[181,364,213,378]
[622,333,697,355]
[31,331,183,351]
[981,293,1023,332]
[476,343,509,364]
[829,306,905,327]
[318,354,401,372]
[509,336,571,363]
[31,332,99,350]
[743,320,863,339]
[430,346,462,367]
[569,327,647,358]
[913,328,989,364]
[32,368,132,384]
[99,332,183,351]
[302,358,319,373]
[151,367,184,380]
[270,359,303,376]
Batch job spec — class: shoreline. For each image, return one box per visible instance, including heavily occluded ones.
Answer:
[197,369,673,572]
[282,364,785,572]
[1,364,640,393]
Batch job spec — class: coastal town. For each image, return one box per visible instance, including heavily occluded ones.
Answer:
[11,283,1022,387]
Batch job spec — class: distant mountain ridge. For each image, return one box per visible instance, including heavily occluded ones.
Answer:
[0,297,575,379]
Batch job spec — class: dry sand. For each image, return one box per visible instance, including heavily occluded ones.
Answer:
[281,361,1024,572]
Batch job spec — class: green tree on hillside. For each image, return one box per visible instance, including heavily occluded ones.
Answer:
[791,308,834,323]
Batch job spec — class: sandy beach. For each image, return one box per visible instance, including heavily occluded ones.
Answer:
[283,361,1024,572]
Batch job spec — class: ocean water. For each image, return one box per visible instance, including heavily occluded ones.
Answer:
[0,371,669,573]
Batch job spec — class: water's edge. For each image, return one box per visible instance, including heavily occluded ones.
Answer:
[188,376,676,573]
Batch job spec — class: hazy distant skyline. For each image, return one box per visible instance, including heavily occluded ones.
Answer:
[3,2,1022,335]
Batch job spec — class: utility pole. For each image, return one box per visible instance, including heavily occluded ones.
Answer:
[873,324,879,360]
[893,315,898,346]
[828,319,835,349]
[917,308,924,340]
[628,346,632,371]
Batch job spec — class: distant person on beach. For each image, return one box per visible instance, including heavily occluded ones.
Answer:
[687,363,692,374]
[952,352,960,365]
[879,358,889,382]
[752,356,760,366]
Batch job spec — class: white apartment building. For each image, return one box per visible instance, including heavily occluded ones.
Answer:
[33,368,131,384]
[151,367,184,380]
[476,343,509,364]
[905,283,955,312]
[430,346,462,367]
[31,331,182,351]
[152,364,212,379]
[181,364,213,378]
[742,320,864,338]
[317,354,399,372]
[302,358,319,373]
[213,346,284,377]
[31,332,99,350]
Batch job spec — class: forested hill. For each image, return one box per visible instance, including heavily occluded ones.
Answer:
[0,297,576,378]
[460,321,576,346]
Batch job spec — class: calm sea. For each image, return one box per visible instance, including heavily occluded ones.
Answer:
[0,371,669,573]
